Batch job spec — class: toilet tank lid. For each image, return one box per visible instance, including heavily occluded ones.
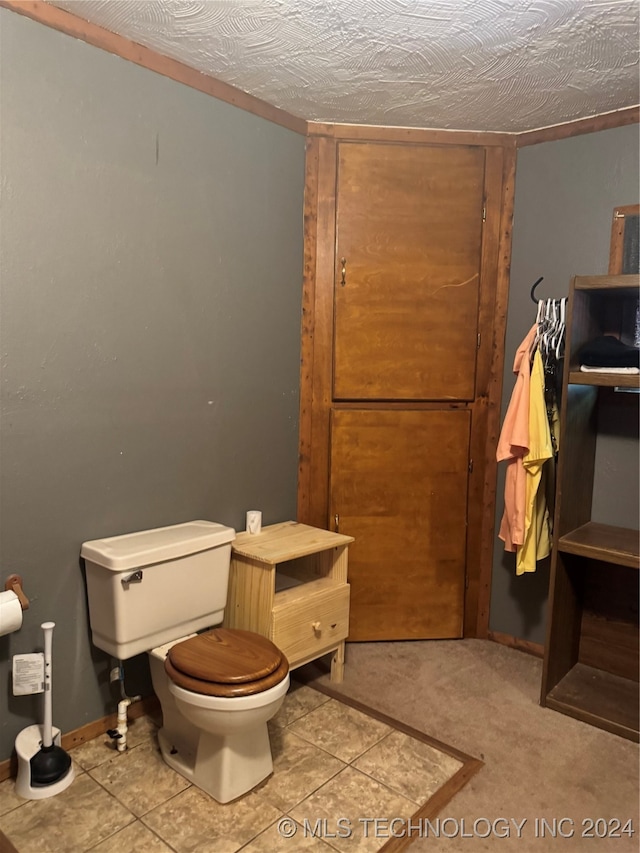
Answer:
[80,521,235,571]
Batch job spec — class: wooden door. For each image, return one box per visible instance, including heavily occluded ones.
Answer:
[330,409,470,640]
[334,143,485,401]
[330,143,484,639]
[298,134,515,641]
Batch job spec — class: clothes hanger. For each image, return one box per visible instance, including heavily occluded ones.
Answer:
[552,298,567,360]
[542,299,555,362]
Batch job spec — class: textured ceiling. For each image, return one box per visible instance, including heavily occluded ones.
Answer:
[50,0,639,132]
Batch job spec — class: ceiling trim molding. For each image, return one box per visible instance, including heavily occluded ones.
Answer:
[307,122,517,147]
[516,106,640,148]
[0,0,308,135]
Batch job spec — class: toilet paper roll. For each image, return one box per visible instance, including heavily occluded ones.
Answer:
[0,590,23,637]
[246,510,262,535]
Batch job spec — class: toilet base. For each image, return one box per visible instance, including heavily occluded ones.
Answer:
[158,722,274,804]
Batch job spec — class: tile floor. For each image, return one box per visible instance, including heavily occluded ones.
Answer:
[0,683,462,853]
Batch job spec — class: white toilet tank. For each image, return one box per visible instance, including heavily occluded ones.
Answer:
[81,520,235,659]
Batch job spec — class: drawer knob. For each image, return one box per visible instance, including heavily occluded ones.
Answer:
[312,621,322,633]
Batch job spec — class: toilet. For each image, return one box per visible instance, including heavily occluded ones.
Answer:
[81,520,289,804]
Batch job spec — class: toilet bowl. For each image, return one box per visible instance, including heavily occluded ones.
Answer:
[150,627,289,803]
[81,520,290,804]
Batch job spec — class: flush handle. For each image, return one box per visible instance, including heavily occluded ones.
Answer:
[121,570,143,588]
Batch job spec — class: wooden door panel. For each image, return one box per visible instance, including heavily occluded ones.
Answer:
[330,408,470,640]
[334,143,485,401]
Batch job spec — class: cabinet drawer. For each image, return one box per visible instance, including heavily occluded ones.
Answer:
[271,583,350,665]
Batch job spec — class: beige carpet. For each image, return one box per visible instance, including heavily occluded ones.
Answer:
[299,638,640,853]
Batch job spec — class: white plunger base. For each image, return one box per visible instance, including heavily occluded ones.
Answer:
[158,723,273,804]
[14,725,75,800]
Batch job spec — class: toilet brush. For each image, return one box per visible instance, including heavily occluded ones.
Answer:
[29,622,72,785]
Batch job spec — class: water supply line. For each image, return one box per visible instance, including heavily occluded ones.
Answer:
[107,662,141,753]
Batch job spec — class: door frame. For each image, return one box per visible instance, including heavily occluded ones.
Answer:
[297,130,516,638]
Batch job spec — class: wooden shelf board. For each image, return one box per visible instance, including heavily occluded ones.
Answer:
[545,663,639,742]
[232,521,354,564]
[558,522,639,569]
[568,370,639,389]
[573,274,640,291]
[273,577,346,608]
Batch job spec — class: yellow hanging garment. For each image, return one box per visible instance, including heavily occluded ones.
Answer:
[516,349,553,575]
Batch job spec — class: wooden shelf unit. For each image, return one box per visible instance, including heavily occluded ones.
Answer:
[558,523,639,569]
[224,521,354,682]
[546,663,640,741]
[541,274,640,742]
[567,370,639,388]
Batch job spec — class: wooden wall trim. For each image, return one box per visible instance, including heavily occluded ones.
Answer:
[516,106,640,147]
[0,0,307,135]
[306,111,638,146]
[297,137,321,521]
[308,121,517,147]
[0,695,160,783]
[463,147,507,637]
[0,828,19,853]
[488,629,544,659]
[477,146,517,637]
[298,137,338,528]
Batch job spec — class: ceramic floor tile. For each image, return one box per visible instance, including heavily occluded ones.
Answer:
[70,733,120,772]
[238,818,338,852]
[70,715,158,772]
[1,690,464,853]
[89,740,190,816]
[270,683,330,728]
[290,766,418,853]
[123,714,160,749]
[141,784,283,853]
[258,727,345,811]
[0,771,135,853]
[88,820,174,852]
[0,777,27,817]
[353,729,463,805]
[287,699,392,763]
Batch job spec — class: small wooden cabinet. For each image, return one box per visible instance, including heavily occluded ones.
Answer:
[224,521,354,682]
[541,274,640,741]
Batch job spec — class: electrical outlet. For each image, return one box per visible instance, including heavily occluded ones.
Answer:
[110,666,121,683]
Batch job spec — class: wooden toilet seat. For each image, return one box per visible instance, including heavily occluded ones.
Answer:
[165,628,289,697]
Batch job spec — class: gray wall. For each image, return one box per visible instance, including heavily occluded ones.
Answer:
[0,11,305,761]
[490,123,640,643]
